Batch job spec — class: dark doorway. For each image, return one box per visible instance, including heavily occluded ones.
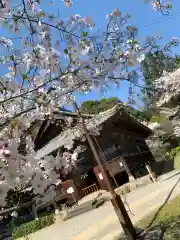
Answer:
[113,171,129,187]
[83,168,99,187]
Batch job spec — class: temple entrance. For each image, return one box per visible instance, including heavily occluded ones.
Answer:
[85,169,99,187]
[112,171,129,187]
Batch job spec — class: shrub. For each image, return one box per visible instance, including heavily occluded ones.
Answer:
[169,146,180,160]
[12,214,55,239]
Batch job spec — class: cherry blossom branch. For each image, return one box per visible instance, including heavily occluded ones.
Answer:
[146,0,172,15]
[109,76,150,89]
[21,0,35,34]
[12,15,81,40]
[0,70,78,105]
[0,106,36,130]
[0,0,5,8]
[0,80,55,105]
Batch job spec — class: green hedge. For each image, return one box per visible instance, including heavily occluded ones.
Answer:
[12,214,55,239]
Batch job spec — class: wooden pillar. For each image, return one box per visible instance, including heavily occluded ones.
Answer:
[146,164,157,183]
[111,174,119,188]
[120,158,135,182]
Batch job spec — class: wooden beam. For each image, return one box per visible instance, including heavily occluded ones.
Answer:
[120,158,135,181]
[146,164,157,183]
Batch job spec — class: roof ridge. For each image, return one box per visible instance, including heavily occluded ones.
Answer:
[53,103,124,119]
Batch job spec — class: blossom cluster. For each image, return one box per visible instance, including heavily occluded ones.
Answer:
[0,0,11,17]
[148,0,172,12]
[0,136,78,207]
[155,68,180,108]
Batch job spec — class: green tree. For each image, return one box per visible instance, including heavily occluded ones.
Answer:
[80,97,120,114]
[80,97,152,122]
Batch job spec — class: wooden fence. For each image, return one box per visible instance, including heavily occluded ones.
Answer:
[82,183,98,196]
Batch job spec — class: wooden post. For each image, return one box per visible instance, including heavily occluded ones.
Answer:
[72,101,136,240]
[112,174,119,188]
[121,158,135,182]
[71,192,76,202]
[146,164,156,183]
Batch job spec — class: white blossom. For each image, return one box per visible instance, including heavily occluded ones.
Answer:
[0,37,13,47]
[0,0,11,18]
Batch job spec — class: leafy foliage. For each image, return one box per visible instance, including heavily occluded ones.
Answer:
[80,97,120,114]
[11,214,55,239]
[149,114,166,123]
[80,97,152,122]
[125,106,152,122]
[168,146,180,160]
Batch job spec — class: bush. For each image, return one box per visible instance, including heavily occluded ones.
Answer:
[12,214,55,239]
[169,146,180,160]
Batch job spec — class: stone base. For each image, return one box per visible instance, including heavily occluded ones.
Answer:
[55,209,60,215]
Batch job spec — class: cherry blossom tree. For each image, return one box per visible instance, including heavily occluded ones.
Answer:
[0,0,176,213]
[0,1,143,211]
[153,68,180,137]
[142,67,180,164]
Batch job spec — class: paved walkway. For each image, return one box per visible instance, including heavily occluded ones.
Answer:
[24,170,180,240]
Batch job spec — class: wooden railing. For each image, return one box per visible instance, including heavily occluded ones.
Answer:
[82,183,98,196]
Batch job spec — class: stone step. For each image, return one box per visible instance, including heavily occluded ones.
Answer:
[63,199,105,220]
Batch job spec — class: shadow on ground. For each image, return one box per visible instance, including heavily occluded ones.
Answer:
[115,218,180,240]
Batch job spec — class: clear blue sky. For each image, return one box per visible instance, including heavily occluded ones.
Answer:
[1,0,180,108]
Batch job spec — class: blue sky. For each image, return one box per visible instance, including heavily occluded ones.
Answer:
[1,0,180,108]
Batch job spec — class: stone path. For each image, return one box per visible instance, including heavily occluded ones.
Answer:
[22,170,180,240]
